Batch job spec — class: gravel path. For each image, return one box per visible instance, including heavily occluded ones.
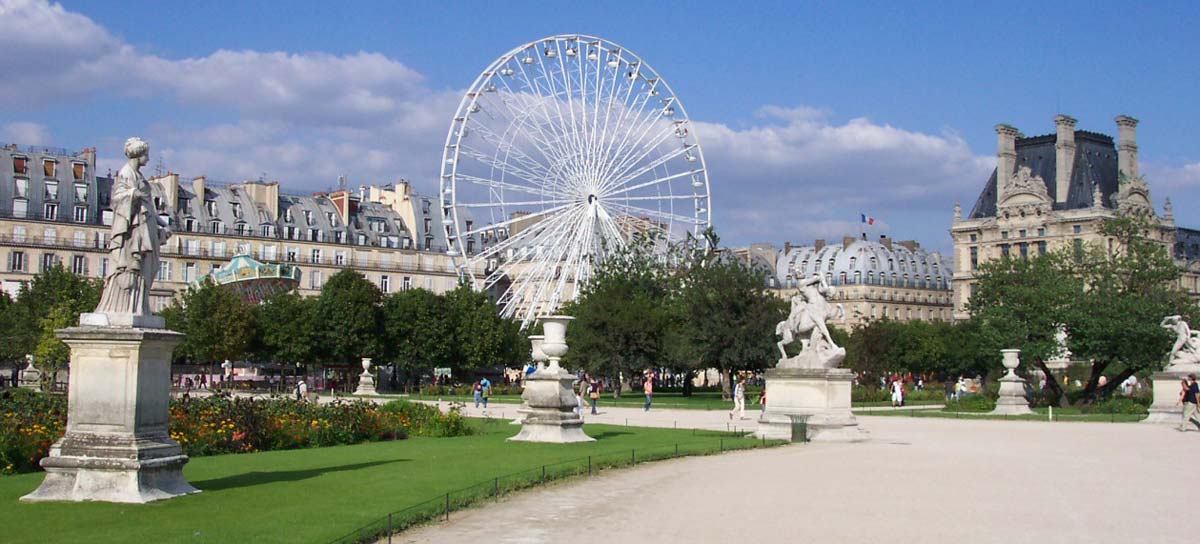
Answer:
[394,415,1196,544]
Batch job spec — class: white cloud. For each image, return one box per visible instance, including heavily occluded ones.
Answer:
[0,121,51,145]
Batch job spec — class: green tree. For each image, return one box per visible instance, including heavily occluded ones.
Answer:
[675,233,785,397]
[383,288,453,389]
[1065,214,1195,401]
[0,292,22,364]
[563,239,676,397]
[313,269,383,364]
[164,279,258,366]
[444,283,522,374]
[255,291,318,366]
[967,251,1079,403]
[14,264,102,361]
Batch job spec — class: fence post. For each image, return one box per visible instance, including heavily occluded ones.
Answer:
[494,477,499,501]
[445,493,450,521]
[387,513,393,544]
[720,438,724,452]
[631,449,635,464]
[675,443,679,456]
[587,455,592,476]
[542,465,546,484]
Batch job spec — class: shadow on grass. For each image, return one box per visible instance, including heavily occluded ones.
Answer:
[588,430,634,440]
[194,459,409,491]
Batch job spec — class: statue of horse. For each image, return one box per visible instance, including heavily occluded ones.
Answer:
[776,298,844,359]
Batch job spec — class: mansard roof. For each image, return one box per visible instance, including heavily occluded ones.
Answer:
[968,131,1120,219]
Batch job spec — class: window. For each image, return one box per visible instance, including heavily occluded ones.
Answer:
[335,252,345,266]
[402,276,412,291]
[184,262,196,282]
[74,183,87,201]
[211,263,220,273]
[100,258,108,277]
[1019,242,1028,260]
[157,261,171,281]
[231,202,241,218]
[380,275,391,293]
[1073,238,1083,261]
[334,231,344,244]
[423,218,431,233]
[303,210,313,225]
[12,226,25,243]
[72,162,85,181]
[1073,225,1082,234]
[9,251,25,272]
[184,239,200,256]
[424,237,432,250]
[43,160,55,178]
[969,233,977,242]
[43,228,56,245]
[73,231,85,247]
[43,203,57,220]
[260,245,277,260]
[73,206,87,223]
[101,210,113,225]
[12,199,26,218]
[206,200,218,216]
[236,243,249,255]
[1018,229,1026,238]
[325,212,335,225]
[71,255,86,275]
[1000,244,1010,258]
[467,239,475,254]
[184,218,195,232]
[1036,227,1045,237]
[1001,231,1009,240]
[465,220,473,233]
[284,208,294,222]
[210,241,226,257]
[357,234,367,245]
[286,248,298,262]
[261,224,274,238]
[235,223,249,236]
[309,270,323,290]
[14,178,28,198]
[969,247,978,270]
[285,226,297,240]
[12,156,27,175]
[369,218,385,233]
[41,253,57,272]
[311,249,322,263]
[209,220,222,234]
[1037,241,1047,256]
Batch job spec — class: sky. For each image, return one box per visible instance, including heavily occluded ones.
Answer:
[1,0,1199,253]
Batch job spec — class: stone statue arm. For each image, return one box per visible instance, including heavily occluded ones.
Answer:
[107,174,138,244]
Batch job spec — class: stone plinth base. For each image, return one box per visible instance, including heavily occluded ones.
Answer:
[1145,368,1199,424]
[991,375,1033,416]
[21,326,198,503]
[353,373,376,396]
[755,368,867,443]
[509,369,593,443]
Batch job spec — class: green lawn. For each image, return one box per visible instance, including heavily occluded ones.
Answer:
[860,406,1146,423]
[0,419,772,544]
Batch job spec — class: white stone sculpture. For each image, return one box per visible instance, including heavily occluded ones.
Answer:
[776,275,846,369]
[23,138,196,503]
[991,349,1033,415]
[82,137,171,329]
[510,316,593,443]
[353,357,377,396]
[511,336,546,425]
[1160,315,1200,370]
[18,355,41,391]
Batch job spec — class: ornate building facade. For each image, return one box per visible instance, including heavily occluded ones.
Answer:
[951,115,1200,319]
[736,235,954,329]
[0,143,497,308]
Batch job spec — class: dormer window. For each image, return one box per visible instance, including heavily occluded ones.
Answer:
[43,159,56,178]
[45,181,58,200]
[284,208,293,222]
[12,156,28,175]
[206,200,218,216]
[261,224,274,237]
[74,183,87,201]
[184,218,195,232]
[325,211,336,226]
[303,210,313,225]
[210,220,222,234]
[72,162,85,181]
[231,202,241,218]
[14,178,28,198]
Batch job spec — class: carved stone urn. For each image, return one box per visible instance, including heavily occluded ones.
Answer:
[510,316,592,443]
[991,349,1032,415]
[353,357,377,396]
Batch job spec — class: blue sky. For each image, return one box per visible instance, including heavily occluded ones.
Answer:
[2,0,1199,252]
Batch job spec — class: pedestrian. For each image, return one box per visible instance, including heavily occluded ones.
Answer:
[758,389,766,413]
[1178,374,1200,432]
[731,376,747,420]
[480,377,492,408]
[589,379,600,415]
[575,377,585,416]
[643,371,654,412]
[891,377,904,407]
[473,380,483,408]
[296,379,307,402]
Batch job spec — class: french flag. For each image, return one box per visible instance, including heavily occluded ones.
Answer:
[860,213,875,225]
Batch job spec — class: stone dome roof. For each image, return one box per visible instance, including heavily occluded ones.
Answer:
[776,239,951,291]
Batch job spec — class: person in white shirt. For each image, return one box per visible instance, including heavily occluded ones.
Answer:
[891,378,905,407]
[730,376,747,420]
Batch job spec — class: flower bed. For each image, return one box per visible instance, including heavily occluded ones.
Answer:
[1,390,471,475]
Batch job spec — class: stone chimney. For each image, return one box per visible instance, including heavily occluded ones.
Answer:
[1115,115,1139,181]
[784,241,793,254]
[898,240,919,251]
[842,236,856,248]
[994,124,1020,202]
[879,234,892,250]
[813,239,825,251]
[1053,115,1077,204]
[191,176,206,202]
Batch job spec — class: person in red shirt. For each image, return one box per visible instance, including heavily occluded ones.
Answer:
[643,371,654,412]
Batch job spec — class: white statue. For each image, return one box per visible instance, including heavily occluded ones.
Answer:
[775,275,846,369]
[93,137,171,321]
[1161,315,1200,369]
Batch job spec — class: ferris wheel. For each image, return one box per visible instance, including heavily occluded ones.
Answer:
[440,34,712,328]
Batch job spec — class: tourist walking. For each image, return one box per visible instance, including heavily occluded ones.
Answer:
[731,376,747,420]
[891,377,905,407]
[296,379,307,402]
[473,380,484,408]
[1178,375,1200,432]
[643,371,654,411]
[480,377,492,408]
[588,378,600,415]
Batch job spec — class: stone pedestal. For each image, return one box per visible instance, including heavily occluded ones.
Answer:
[509,368,593,443]
[1145,365,1200,424]
[991,349,1033,416]
[353,358,376,396]
[18,362,42,391]
[22,327,198,503]
[755,368,867,442]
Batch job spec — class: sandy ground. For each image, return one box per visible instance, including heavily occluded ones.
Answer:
[394,412,1198,544]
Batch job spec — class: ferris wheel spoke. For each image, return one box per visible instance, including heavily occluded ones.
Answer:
[465,115,561,174]
[602,168,705,199]
[595,87,666,189]
[479,90,573,169]
[504,207,589,324]
[602,142,696,196]
[478,206,586,290]
[457,200,578,238]
[602,200,706,225]
[458,145,553,189]
[456,174,571,201]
